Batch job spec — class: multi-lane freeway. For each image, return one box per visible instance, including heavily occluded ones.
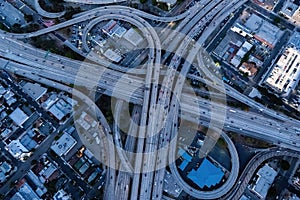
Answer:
[0,1,300,199]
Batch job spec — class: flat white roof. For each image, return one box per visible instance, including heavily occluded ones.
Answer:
[123,28,143,46]
[103,49,122,63]
[9,107,29,126]
[265,47,300,96]
[157,0,177,5]
[54,189,71,200]
[51,133,77,156]
[7,140,29,159]
[289,31,300,50]
[23,82,47,101]
[250,164,277,199]
[245,14,282,47]
[230,41,253,67]
[244,14,262,31]
[49,105,65,121]
[281,1,299,17]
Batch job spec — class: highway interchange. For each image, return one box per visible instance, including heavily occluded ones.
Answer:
[0,1,300,199]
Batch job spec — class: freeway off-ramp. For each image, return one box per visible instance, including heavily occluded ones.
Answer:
[0,1,300,199]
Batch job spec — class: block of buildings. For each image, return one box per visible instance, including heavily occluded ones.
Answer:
[123,28,143,47]
[51,133,77,157]
[280,0,300,18]
[249,164,277,199]
[264,47,300,97]
[230,41,253,67]
[6,140,31,160]
[103,49,122,63]
[243,14,283,48]
[22,82,47,101]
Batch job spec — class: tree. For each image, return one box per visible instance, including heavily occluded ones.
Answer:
[273,17,281,24]
[65,7,82,20]
[280,160,290,171]
[31,159,38,165]
[11,23,23,33]
[24,14,33,22]
[0,23,9,32]
[267,186,277,198]
[9,182,15,188]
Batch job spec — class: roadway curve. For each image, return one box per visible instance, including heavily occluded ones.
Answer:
[81,12,156,73]
[149,0,240,198]
[0,2,299,125]
[0,61,115,197]
[0,2,300,198]
[1,44,300,152]
[0,5,195,39]
[222,148,300,200]
[168,128,239,199]
[114,104,141,200]
[34,0,66,18]
[113,100,134,173]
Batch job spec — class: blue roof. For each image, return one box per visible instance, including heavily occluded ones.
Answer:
[178,148,185,157]
[182,153,192,162]
[187,158,224,189]
[228,47,235,53]
[178,149,192,171]
[179,160,189,171]
[178,148,192,162]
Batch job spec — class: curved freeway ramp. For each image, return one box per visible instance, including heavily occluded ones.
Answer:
[222,148,300,200]
[34,0,65,18]
[168,131,239,199]
[64,0,126,4]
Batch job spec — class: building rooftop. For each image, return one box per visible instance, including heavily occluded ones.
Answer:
[23,82,47,101]
[115,27,127,38]
[79,162,90,174]
[249,164,277,199]
[245,14,262,31]
[42,93,58,110]
[231,41,253,67]
[0,0,25,27]
[9,107,29,127]
[103,49,122,63]
[239,62,258,76]
[289,31,300,50]
[123,28,143,47]
[187,158,224,189]
[265,47,300,96]
[51,133,77,157]
[20,131,38,151]
[7,140,29,159]
[0,84,7,95]
[0,161,12,173]
[157,0,177,6]
[102,19,117,34]
[244,14,282,48]
[48,105,64,121]
[53,189,72,200]
[280,0,300,18]
[42,163,57,179]
[48,98,72,121]
[11,182,41,200]
[27,170,47,195]
[178,148,192,171]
